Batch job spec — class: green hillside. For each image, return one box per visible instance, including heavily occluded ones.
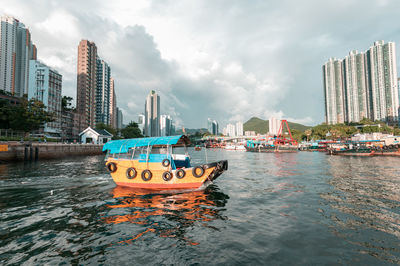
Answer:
[243,117,311,134]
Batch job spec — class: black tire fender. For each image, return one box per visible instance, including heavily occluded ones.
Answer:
[106,162,117,173]
[162,158,170,167]
[175,169,186,179]
[126,167,137,179]
[141,170,152,181]
[192,166,205,178]
[162,171,173,181]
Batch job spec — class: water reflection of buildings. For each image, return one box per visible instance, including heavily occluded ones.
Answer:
[321,157,400,262]
[104,185,228,245]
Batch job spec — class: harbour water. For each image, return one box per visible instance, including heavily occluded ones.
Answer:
[1,149,400,265]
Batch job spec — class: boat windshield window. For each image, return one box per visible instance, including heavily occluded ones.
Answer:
[132,147,147,159]
[151,147,168,154]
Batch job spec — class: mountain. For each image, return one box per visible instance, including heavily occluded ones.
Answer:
[243,117,311,134]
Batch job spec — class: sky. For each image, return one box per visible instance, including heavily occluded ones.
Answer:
[1,0,400,128]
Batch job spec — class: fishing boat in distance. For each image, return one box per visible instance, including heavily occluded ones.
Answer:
[102,135,228,189]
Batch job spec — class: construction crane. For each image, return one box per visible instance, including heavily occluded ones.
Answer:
[274,120,298,146]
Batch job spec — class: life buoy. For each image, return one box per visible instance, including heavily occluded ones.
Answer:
[192,166,204,178]
[175,169,186,179]
[106,162,117,173]
[162,158,171,167]
[141,170,152,181]
[126,167,137,179]
[162,171,173,181]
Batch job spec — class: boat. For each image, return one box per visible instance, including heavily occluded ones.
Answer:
[329,142,400,156]
[102,135,228,189]
[224,144,246,151]
[194,145,202,151]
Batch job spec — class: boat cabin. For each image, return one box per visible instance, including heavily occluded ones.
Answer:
[103,135,191,169]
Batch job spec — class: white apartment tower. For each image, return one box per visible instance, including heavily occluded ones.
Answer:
[323,40,399,125]
[0,15,37,96]
[269,117,281,135]
[236,121,243,136]
[323,58,346,124]
[144,90,160,137]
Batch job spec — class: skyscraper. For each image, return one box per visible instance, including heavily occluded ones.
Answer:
[138,114,145,134]
[95,58,111,125]
[144,90,160,137]
[323,58,346,124]
[77,40,97,129]
[343,50,368,122]
[109,78,117,128]
[207,118,219,135]
[160,115,172,136]
[323,40,398,125]
[269,117,281,135]
[0,15,36,96]
[116,107,123,129]
[366,41,399,123]
[28,60,62,134]
[236,121,243,136]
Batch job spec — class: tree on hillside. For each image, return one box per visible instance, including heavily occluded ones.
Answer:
[120,121,143,139]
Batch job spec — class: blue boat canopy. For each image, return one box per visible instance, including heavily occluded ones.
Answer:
[102,135,191,154]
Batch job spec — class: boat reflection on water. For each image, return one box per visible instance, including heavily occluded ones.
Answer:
[103,185,229,245]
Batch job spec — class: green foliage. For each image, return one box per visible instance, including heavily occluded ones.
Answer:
[96,123,117,137]
[243,117,311,134]
[0,98,54,133]
[62,96,74,111]
[120,121,143,139]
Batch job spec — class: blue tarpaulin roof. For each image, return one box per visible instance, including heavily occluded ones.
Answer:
[102,135,190,154]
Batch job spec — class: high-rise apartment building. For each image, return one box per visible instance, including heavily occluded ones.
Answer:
[343,50,368,122]
[144,90,160,137]
[236,121,243,136]
[109,78,117,128]
[226,123,236,137]
[160,115,172,136]
[0,15,36,96]
[77,40,97,129]
[116,107,123,129]
[323,41,399,125]
[323,58,346,124]
[269,117,281,135]
[207,118,219,135]
[95,58,111,125]
[365,41,399,123]
[28,60,62,134]
[138,114,145,134]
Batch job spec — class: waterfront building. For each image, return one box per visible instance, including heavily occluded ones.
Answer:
[323,41,399,125]
[76,40,97,129]
[269,117,281,135]
[79,127,113,144]
[144,90,160,137]
[61,110,85,142]
[365,41,399,123]
[109,78,117,128]
[226,123,236,137]
[322,58,346,124]
[95,58,111,125]
[236,121,243,136]
[245,131,256,136]
[343,50,368,122]
[28,60,62,136]
[0,15,37,96]
[116,107,123,129]
[160,115,172,136]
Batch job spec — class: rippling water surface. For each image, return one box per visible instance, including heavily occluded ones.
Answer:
[1,149,400,265]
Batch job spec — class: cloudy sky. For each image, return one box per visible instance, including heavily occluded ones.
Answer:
[1,0,400,128]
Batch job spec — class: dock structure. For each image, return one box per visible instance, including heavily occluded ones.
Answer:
[0,142,104,162]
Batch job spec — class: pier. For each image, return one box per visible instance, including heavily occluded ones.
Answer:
[0,142,104,162]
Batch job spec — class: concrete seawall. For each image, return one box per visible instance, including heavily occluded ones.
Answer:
[0,142,104,162]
